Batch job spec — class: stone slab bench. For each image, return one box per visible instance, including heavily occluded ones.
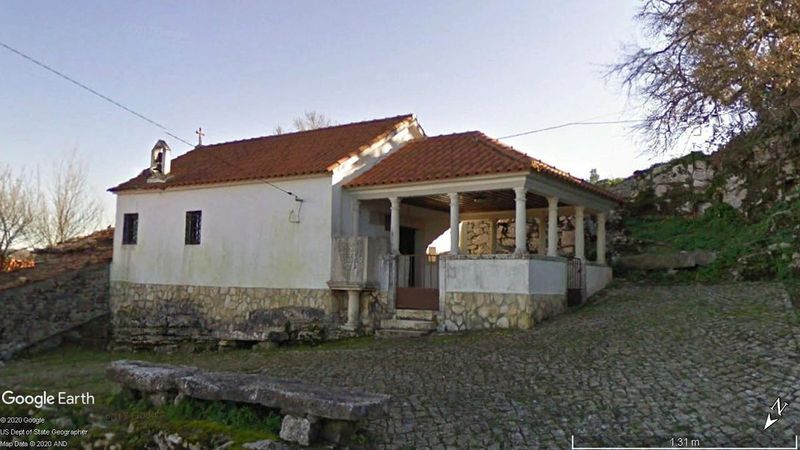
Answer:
[107,360,391,446]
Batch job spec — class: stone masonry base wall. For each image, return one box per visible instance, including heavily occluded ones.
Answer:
[111,282,392,350]
[111,281,388,350]
[442,292,566,332]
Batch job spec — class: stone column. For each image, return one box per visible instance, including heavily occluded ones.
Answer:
[514,187,527,254]
[488,220,497,254]
[596,212,607,265]
[390,197,400,255]
[351,200,361,237]
[346,290,360,329]
[449,193,460,255]
[536,217,547,255]
[547,196,559,257]
[575,206,585,261]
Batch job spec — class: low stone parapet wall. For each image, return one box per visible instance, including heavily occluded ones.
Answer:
[439,254,568,331]
[586,263,613,298]
[441,292,565,331]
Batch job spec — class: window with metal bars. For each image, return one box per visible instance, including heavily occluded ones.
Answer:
[122,213,138,245]
[185,211,202,245]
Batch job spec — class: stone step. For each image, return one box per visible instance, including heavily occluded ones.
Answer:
[374,329,433,339]
[394,309,437,321]
[380,318,437,331]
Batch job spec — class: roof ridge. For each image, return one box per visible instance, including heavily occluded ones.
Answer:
[470,131,533,165]
[196,114,414,150]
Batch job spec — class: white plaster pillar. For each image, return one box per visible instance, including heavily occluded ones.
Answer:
[514,187,527,254]
[575,206,585,261]
[346,290,360,329]
[351,200,361,237]
[449,192,460,255]
[390,197,400,255]
[536,217,547,255]
[596,212,607,265]
[547,196,559,257]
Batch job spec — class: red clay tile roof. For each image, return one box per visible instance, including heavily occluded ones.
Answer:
[344,131,622,202]
[110,114,414,192]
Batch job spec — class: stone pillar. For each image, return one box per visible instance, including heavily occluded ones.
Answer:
[390,197,400,255]
[536,217,547,255]
[596,212,607,265]
[575,206,585,261]
[514,187,527,254]
[449,193,460,255]
[346,290,360,329]
[547,196,559,257]
[351,200,361,237]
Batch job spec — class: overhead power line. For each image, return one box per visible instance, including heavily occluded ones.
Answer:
[0,40,302,201]
[0,40,195,147]
[497,119,644,140]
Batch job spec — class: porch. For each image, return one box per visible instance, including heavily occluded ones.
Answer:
[330,132,620,332]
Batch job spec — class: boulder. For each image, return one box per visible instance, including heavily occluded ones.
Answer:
[279,415,319,446]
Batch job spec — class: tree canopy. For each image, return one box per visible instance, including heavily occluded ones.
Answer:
[613,0,800,154]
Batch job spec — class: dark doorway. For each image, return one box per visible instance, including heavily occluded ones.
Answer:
[399,226,416,285]
[567,258,585,307]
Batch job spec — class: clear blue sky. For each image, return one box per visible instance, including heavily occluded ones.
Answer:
[1,1,664,225]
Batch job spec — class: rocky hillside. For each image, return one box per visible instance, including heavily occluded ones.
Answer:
[607,121,800,282]
[609,121,800,219]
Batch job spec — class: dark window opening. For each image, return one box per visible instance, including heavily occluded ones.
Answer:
[185,210,202,245]
[122,213,138,245]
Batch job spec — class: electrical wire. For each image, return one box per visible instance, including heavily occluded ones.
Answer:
[0,40,195,147]
[497,119,644,139]
[0,40,302,201]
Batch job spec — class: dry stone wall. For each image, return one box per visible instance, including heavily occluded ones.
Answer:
[461,216,585,257]
[0,264,110,360]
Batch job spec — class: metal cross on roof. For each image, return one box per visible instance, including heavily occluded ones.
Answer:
[195,128,205,146]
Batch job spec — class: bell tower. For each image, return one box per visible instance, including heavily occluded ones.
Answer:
[147,140,171,183]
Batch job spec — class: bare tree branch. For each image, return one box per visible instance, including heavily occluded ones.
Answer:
[0,166,37,269]
[611,0,800,155]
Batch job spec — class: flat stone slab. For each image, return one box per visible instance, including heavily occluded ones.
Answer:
[107,360,390,421]
[106,360,197,393]
[616,250,716,270]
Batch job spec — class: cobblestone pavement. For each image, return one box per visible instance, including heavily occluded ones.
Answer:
[256,283,799,449]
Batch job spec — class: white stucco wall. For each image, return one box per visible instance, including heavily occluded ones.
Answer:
[332,122,424,237]
[111,176,332,289]
[528,258,567,295]
[586,263,613,298]
[442,256,567,296]
[444,258,531,294]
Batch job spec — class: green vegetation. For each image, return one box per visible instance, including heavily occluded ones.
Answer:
[621,193,800,282]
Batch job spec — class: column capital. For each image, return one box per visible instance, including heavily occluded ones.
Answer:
[513,186,527,197]
[389,197,401,208]
[448,192,460,203]
[547,196,559,206]
[575,205,585,213]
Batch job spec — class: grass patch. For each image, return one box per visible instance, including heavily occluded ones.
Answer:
[621,197,800,282]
